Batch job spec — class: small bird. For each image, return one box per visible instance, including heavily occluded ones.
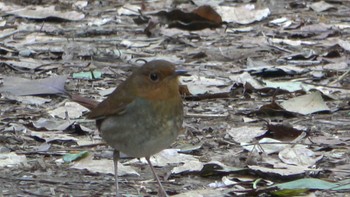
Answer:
[71,60,187,196]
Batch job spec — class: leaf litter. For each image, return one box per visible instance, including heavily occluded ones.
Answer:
[0,0,349,196]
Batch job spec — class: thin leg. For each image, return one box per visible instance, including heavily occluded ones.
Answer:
[113,149,120,196]
[145,156,168,197]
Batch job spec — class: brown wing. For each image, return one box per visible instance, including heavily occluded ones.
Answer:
[86,84,135,120]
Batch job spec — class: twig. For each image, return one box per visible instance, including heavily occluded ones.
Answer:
[329,69,350,86]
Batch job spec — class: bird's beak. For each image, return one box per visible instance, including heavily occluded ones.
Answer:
[175,70,190,76]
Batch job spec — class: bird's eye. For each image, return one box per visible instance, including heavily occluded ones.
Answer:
[149,72,159,82]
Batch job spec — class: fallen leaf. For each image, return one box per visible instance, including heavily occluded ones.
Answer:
[72,70,102,80]
[242,138,287,154]
[7,5,85,21]
[32,118,72,131]
[63,151,89,163]
[275,178,350,190]
[310,1,336,12]
[48,102,89,119]
[216,4,270,24]
[280,91,330,115]
[30,130,78,143]
[0,152,27,167]
[2,93,51,105]
[279,145,323,167]
[153,5,223,31]
[0,76,67,96]
[135,149,199,167]
[71,154,139,176]
[227,126,266,143]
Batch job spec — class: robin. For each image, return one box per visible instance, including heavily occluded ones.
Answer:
[71,60,187,196]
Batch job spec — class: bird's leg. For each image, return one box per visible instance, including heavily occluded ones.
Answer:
[145,156,168,197]
[113,149,120,196]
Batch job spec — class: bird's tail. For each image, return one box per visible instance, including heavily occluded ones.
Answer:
[69,93,99,110]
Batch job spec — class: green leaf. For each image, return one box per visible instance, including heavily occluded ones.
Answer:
[332,179,350,190]
[274,178,350,190]
[72,71,102,80]
[63,151,89,163]
[271,189,308,197]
